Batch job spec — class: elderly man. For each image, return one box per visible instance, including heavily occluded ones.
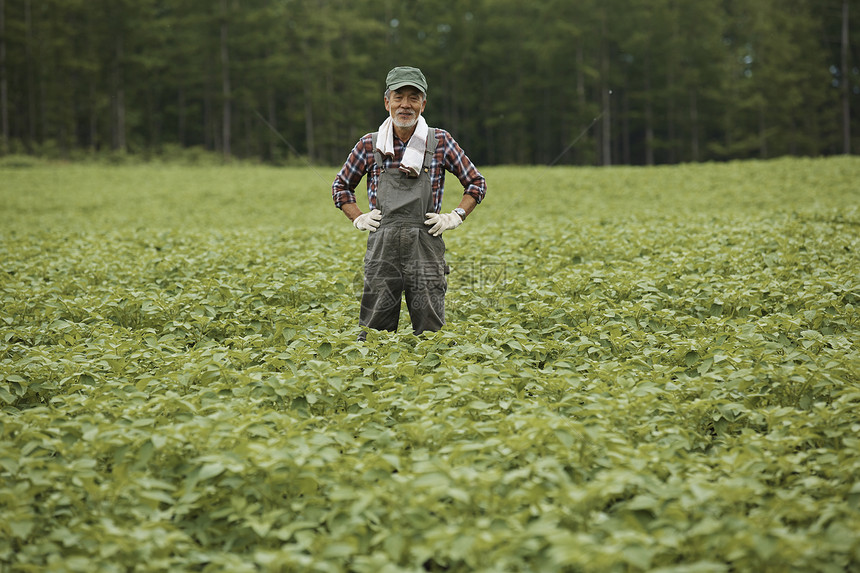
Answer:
[332,66,487,340]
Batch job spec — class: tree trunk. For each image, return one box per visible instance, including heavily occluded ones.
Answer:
[59,69,69,157]
[89,79,98,150]
[644,52,654,165]
[112,34,126,152]
[450,71,460,145]
[267,86,277,161]
[25,0,36,148]
[724,70,735,157]
[690,88,699,162]
[178,85,186,146]
[325,67,335,164]
[842,0,851,155]
[482,67,494,164]
[0,0,8,153]
[205,54,215,151]
[220,0,231,159]
[303,75,315,162]
[147,85,158,149]
[600,12,611,166]
[242,109,251,157]
[667,67,676,163]
[576,38,586,165]
[542,82,552,164]
[622,72,630,165]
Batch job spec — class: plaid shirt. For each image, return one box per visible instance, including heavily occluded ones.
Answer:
[331,128,486,212]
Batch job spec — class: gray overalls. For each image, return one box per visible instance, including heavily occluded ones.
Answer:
[361,128,447,334]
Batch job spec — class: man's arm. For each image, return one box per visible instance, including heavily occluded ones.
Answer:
[440,131,486,211]
[423,132,484,236]
[455,194,478,219]
[332,136,373,221]
[341,202,362,222]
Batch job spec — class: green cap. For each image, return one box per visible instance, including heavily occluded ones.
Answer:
[386,66,428,95]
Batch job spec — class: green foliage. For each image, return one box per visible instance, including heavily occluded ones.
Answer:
[1,157,859,571]
[0,0,855,164]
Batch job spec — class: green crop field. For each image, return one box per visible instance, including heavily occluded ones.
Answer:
[1,157,859,572]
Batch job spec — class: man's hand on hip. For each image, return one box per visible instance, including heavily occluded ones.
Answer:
[353,209,382,232]
[424,211,463,237]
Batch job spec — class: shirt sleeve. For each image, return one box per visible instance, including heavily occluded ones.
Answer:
[439,130,487,204]
[331,135,373,209]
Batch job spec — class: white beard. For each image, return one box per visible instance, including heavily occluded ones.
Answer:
[393,113,419,129]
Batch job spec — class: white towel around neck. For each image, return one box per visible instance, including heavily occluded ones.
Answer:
[376,115,428,177]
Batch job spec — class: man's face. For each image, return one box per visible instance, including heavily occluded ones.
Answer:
[385,86,426,129]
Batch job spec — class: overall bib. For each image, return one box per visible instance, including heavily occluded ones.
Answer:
[361,129,447,334]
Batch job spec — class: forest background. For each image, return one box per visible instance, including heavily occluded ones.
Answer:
[0,0,855,167]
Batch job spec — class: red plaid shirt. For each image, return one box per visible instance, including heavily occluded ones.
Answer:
[331,128,486,212]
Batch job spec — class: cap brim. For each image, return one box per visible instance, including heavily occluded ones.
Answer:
[388,81,426,93]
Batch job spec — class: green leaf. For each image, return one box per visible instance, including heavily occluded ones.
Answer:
[8,520,35,539]
[198,462,226,481]
[318,342,333,358]
[685,350,699,367]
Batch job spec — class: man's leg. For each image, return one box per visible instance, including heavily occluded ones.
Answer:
[360,230,404,333]
[405,277,446,334]
[360,268,403,332]
[405,233,447,335]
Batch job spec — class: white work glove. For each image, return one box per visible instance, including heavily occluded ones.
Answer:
[353,209,382,232]
[424,211,463,237]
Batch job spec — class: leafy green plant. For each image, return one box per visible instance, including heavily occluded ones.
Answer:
[1,157,859,571]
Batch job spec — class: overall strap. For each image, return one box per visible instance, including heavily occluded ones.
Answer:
[423,128,437,170]
[371,132,384,169]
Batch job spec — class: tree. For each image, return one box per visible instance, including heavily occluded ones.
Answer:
[220,0,231,159]
[0,0,854,163]
[0,0,7,152]
[841,0,851,154]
